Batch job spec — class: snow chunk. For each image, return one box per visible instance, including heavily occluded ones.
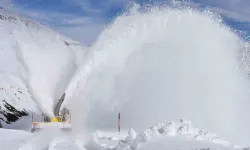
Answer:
[125,129,137,142]
[111,119,238,150]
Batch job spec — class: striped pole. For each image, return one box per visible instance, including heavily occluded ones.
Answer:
[31,112,34,132]
[118,112,120,133]
[32,112,34,122]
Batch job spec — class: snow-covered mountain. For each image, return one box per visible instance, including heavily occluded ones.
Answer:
[0,7,87,129]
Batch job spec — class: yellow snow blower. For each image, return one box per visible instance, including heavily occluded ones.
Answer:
[31,93,71,133]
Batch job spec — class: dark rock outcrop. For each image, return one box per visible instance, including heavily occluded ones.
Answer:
[0,100,29,124]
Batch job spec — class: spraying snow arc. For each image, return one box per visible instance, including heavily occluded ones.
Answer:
[12,19,82,117]
[66,3,250,146]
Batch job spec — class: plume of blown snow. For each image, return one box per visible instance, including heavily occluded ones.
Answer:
[6,16,85,117]
[67,2,250,146]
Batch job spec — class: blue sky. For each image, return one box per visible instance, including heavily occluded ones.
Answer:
[1,0,250,45]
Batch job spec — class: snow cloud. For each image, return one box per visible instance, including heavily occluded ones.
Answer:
[69,5,250,145]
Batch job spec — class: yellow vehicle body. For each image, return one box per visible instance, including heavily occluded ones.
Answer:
[31,116,71,133]
[50,116,63,122]
[31,93,71,133]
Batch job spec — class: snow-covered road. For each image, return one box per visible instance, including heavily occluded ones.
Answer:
[0,119,244,150]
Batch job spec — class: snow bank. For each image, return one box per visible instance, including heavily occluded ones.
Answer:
[0,120,243,150]
[134,119,234,147]
[93,119,240,150]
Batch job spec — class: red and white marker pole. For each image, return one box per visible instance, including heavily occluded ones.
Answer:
[32,112,34,123]
[118,112,120,133]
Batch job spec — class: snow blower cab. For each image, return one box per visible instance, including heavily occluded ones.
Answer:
[31,93,72,133]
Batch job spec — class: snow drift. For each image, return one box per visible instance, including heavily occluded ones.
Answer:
[66,3,250,146]
[92,119,240,150]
